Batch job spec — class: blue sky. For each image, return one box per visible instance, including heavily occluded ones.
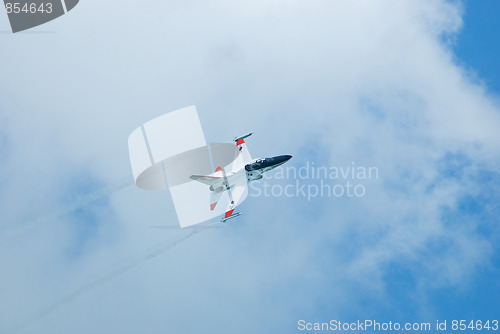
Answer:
[0,1,499,333]
[455,0,500,93]
[444,0,500,323]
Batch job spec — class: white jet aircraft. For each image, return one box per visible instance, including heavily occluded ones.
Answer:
[189,133,292,222]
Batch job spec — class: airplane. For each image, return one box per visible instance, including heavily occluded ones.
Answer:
[189,133,292,223]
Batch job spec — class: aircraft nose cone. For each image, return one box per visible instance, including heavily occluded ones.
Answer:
[276,155,292,164]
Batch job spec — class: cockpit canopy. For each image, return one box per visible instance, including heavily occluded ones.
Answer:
[245,158,267,171]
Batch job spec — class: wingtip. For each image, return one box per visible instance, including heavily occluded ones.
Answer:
[234,132,254,142]
[220,212,242,223]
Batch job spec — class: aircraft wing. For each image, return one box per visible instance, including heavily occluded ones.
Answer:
[227,132,253,173]
[222,178,248,221]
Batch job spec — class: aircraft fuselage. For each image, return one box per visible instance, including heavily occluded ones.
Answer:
[245,155,292,181]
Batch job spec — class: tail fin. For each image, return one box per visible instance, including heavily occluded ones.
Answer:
[214,166,224,177]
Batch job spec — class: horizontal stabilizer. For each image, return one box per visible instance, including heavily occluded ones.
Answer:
[210,190,223,211]
[190,175,220,186]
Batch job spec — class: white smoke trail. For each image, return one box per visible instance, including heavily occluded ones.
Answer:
[0,178,134,244]
[6,224,213,334]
